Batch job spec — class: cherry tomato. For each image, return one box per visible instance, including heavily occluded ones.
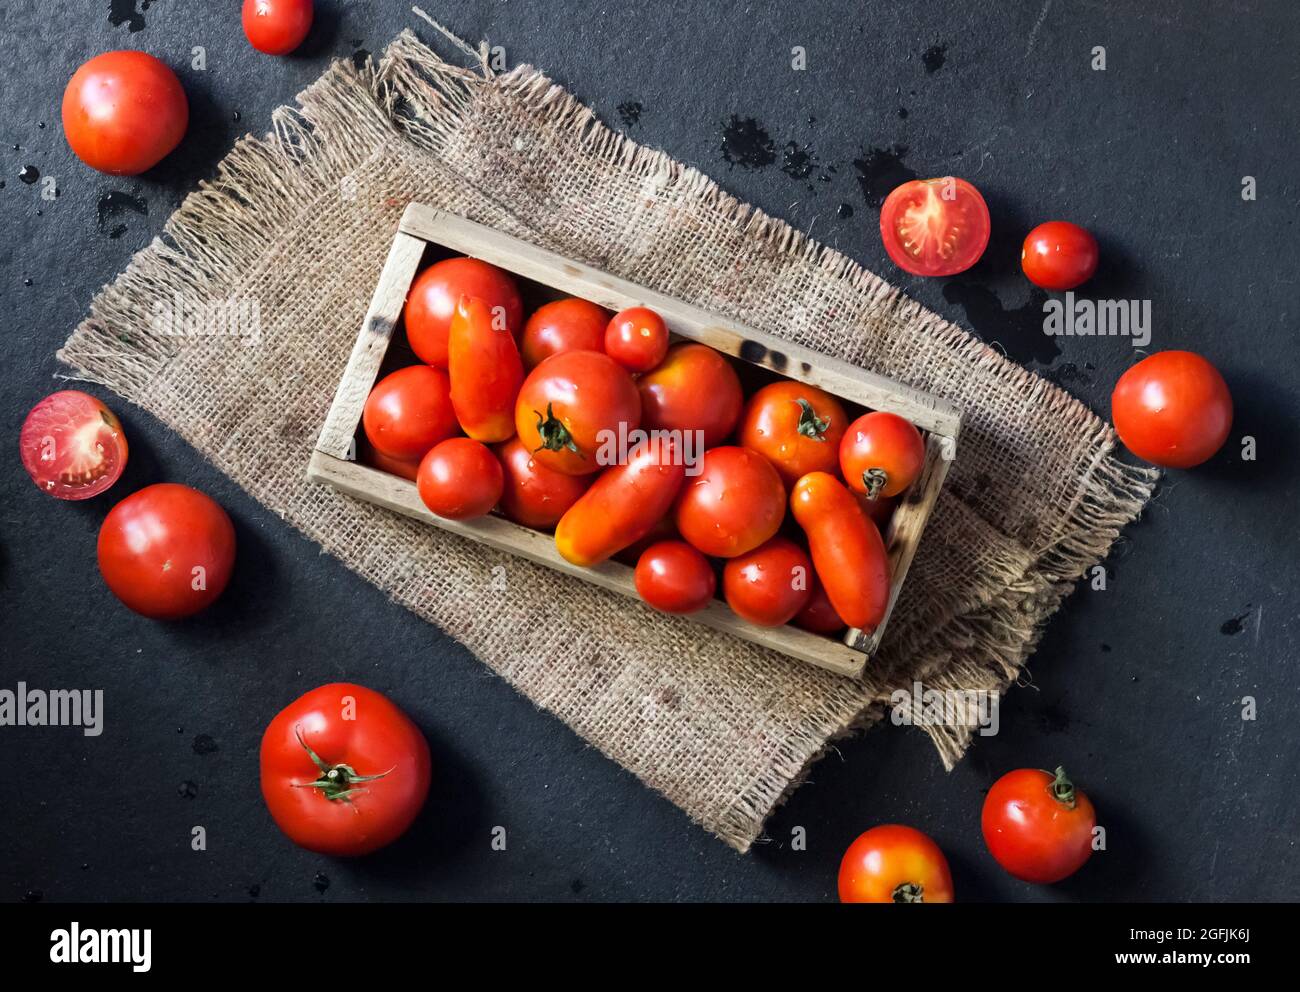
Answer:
[723,537,812,627]
[403,257,523,368]
[19,390,128,500]
[674,446,785,558]
[448,294,524,443]
[1111,351,1232,468]
[260,683,431,857]
[520,298,611,369]
[362,365,457,461]
[879,177,990,277]
[495,437,591,529]
[839,825,955,903]
[241,0,313,56]
[638,343,743,448]
[97,483,236,620]
[1021,220,1100,291]
[515,350,641,476]
[982,766,1096,884]
[605,306,669,373]
[794,577,846,634]
[739,381,848,487]
[416,438,503,520]
[62,51,188,175]
[840,411,925,500]
[634,540,716,614]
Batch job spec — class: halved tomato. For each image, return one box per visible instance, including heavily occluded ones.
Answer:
[879,177,990,277]
[20,390,128,500]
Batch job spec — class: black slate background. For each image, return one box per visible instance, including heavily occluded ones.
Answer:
[2,0,1297,903]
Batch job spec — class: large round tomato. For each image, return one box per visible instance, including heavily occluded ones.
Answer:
[723,537,812,627]
[62,51,188,175]
[417,438,503,520]
[605,306,669,373]
[403,258,523,368]
[634,540,716,614]
[674,446,785,558]
[362,365,458,461]
[97,483,236,619]
[638,343,743,448]
[880,177,989,277]
[739,381,847,486]
[839,411,925,500]
[838,825,954,903]
[260,683,431,857]
[982,767,1096,884]
[520,298,610,369]
[242,0,314,56]
[1021,220,1099,291]
[495,436,590,529]
[1111,351,1232,468]
[19,390,128,500]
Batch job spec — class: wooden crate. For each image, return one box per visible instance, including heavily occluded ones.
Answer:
[308,205,961,677]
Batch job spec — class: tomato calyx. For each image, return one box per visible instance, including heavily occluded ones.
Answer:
[860,468,890,500]
[532,403,584,459]
[795,399,832,441]
[892,882,925,903]
[1048,765,1078,809]
[292,726,393,803]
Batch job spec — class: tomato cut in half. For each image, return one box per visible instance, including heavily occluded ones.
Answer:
[20,390,129,500]
[879,177,990,277]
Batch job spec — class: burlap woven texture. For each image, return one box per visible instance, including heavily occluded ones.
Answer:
[59,31,1157,852]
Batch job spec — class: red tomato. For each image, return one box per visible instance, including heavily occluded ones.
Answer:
[794,578,846,634]
[1111,351,1232,468]
[605,306,669,373]
[723,537,812,627]
[62,51,188,175]
[416,438,503,520]
[241,0,313,55]
[840,411,925,500]
[614,514,678,565]
[520,298,611,369]
[839,825,955,903]
[358,437,421,482]
[674,446,785,558]
[515,350,641,476]
[880,177,989,277]
[495,437,590,529]
[861,493,898,530]
[19,390,128,500]
[97,483,236,620]
[362,365,457,461]
[634,540,716,614]
[1021,220,1100,291]
[982,767,1097,884]
[638,343,743,448]
[448,294,524,443]
[403,258,522,368]
[739,381,848,487]
[260,683,431,857]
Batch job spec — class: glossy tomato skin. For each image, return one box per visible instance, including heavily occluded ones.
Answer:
[794,578,846,634]
[1111,351,1232,468]
[982,767,1096,884]
[839,825,955,903]
[241,0,314,55]
[62,51,188,175]
[19,390,128,500]
[403,258,522,368]
[723,537,813,627]
[448,295,524,443]
[521,298,610,369]
[362,365,457,460]
[840,411,926,500]
[1021,220,1099,291]
[675,446,785,558]
[495,436,590,529]
[97,483,236,620]
[359,439,421,482]
[638,343,743,448]
[605,306,669,373]
[880,177,990,277]
[634,540,716,614]
[417,438,503,520]
[739,381,847,487]
[260,683,431,857]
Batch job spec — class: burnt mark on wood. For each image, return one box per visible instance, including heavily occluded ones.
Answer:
[739,339,788,371]
[366,315,394,337]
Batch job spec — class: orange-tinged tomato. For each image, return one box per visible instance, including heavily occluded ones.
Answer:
[739,381,848,486]
[634,540,716,614]
[674,446,785,558]
[520,298,611,369]
[638,343,743,448]
[448,294,524,443]
[495,437,591,529]
[722,537,812,627]
[362,365,458,461]
[403,258,522,368]
[605,306,669,373]
[838,825,955,903]
[1111,351,1232,468]
[416,438,503,520]
[840,411,925,500]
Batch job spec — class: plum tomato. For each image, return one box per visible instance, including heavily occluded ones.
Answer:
[416,438,503,520]
[62,51,188,175]
[403,257,523,368]
[520,298,611,369]
[638,343,743,448]
[794,577,846,634]
[97,483,236,620]
[674,446,785,558]
[242,0,314,56]
[1111,350,1232,468]
[495,436,591,529]
[880,177,990,277]
[982,766,1096,884]
[20,390,128,500]
[605,306,669,373]
[839,824,955,903]
[362,365,458,461]
[634,540,716,614]
[739,381,848,487]
[1021,220,1100,291]
[722,537,813,627]
[839,411,925,500]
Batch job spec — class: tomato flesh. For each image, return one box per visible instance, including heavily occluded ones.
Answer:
[20,391,128,500]
[879,177,990,277]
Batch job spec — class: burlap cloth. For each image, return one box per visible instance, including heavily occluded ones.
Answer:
[59,30,1157,851]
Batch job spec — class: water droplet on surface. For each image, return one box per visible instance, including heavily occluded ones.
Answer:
[178,780,198,799]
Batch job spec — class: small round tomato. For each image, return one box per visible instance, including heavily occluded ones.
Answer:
[403,257,523,368]
[838,825,954,903]
[520,298,611,369]
[675,446,785,558]
[634,540,716,614]
[20,390,128,500]
[416,438,503,520]
[362,365,458,461]
[242,0,313,55]
[495,436,590,529]
[840,411,925,500]
[1111,351,1232,468]
[739,381,847,486]
[1021,220,1100,291]
[794,578,846,634]
[62,51,188,175]
[515,350,641,475]
[982,767,1096,884]
[605,306,669,373]
[97,483,236,620]
[723,537,812,627]
[880,177,990,277]
[638,343,743,448]
[260,683,431,857]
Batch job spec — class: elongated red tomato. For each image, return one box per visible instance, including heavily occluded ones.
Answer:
[404,258,522,368]
[495,437,590,529]
[362,365,457,460]
[520,298,610,369]
[417,438,503,520]
[880,177,989,277]
[839,411,925,500]
[739,381,847,486]
[1111,351,1232,468]
[449,294,524,443]
[982,767,1096,884]
[242,0,314,56]
[839,825,955,903]
[722,537,812,627]
[634,540,715,614]
[20,390,128,500]
[675,446,785,558]
[638,343,743,448]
